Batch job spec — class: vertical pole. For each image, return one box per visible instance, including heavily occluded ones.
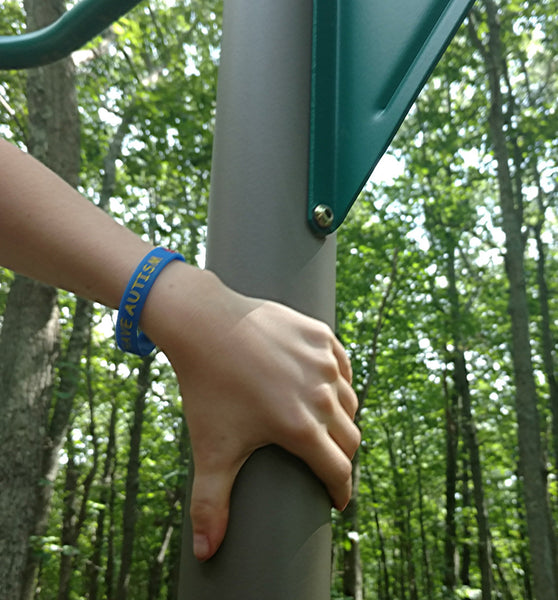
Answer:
[178,1,337,598]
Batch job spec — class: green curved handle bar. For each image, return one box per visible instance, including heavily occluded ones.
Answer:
[0,0,144,69]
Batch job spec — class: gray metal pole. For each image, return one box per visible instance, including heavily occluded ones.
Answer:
[178,1,337,598]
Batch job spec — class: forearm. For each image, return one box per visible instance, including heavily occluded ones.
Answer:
[0,137,158,307]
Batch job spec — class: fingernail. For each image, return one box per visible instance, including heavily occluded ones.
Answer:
[193,534,210,561]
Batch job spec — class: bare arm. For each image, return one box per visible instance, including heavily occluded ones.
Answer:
[0,138,360,561]
[0,137,183,306]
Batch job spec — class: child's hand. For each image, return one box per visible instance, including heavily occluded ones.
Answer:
[143,265,360,561]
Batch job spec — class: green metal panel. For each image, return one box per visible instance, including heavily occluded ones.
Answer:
[0,0,144,69]
[308,0,476,235]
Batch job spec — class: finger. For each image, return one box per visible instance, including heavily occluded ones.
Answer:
[331,336,353,384]
[306,433,355,510]
[327,401,362,460]
[285,416,356,510]
[302,380,359,454]
[189,462,239,561]
[338,376,359,419]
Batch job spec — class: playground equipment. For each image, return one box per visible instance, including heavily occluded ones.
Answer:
[0,0,475,597]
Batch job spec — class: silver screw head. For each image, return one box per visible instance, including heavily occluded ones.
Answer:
[313,204,334,229]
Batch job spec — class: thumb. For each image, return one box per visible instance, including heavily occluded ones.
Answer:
[189,464,237,561]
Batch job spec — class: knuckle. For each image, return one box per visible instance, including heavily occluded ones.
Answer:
[189,476,229,528]
[280,410,320,448]
[190,494,213,526]
[315,320,333,338]
[322,355,340,381]
[311,384,337,416]
[311,321,335,349]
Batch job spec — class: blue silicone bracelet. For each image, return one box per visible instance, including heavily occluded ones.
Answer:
[116,247,186,356]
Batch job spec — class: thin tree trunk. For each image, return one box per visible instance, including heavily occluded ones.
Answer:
[533,207,558,486]
[454,350,493,599]
[104,440,118,600]
[341,392,363,600]
[342,456,363,600]
[165,421,190,600]
[443,368,459,592]
[384,424,408,600]
[115,355,154,600]
[517,498,534,600]
[520,76,558,491]
[86,396,118,600]
[410,427,433,598]
[147,421,189,600]
[57,440,80,600]
[491,544,515,600]
[447,244,493,599]
[340,249,398,600]
[404,501,418,600]
[470,3,558,596]
[165,515,183,600]
[460,457,471,588]
[147,519,176,600]
[364,461,390,600]
[57,358,99,600]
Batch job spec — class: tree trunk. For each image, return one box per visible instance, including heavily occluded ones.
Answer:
[460,457,472,588]
[340,250,397,600]
[165,420,190,600]
[342,392,364,600]
[57,440,80,600]
[86,396,118,600]
[147,521,175,600]
[533,213,558,486]
[404,501,418,600]
[447,243,493,599]
[57,365,99,600]
[474,2,558,596]
[517,499,534,600]
[0,0,79,597]
[364,460,390,600]
[454,351,493,599]
[384,424,408,600]
[35,297,92,594]
[116,355,154,600]
[342,455,363,600]
[443,369,459,592]
[491,545,515,600]
[104,454,118,600]
[147,424,189,600]
[0,278,59,600]
[411,426,433,598]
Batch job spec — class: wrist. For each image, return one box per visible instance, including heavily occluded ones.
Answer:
[138,261,230,359]
[115,248,186,355]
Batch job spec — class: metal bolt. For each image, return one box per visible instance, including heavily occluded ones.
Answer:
[312,204,334,229]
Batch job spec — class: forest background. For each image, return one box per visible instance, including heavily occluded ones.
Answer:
[0,0,557,599]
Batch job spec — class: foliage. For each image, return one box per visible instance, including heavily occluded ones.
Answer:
[0,0,557,598]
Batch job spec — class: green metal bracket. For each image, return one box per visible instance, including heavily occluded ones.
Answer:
[0,0,144,70]
[308,0,476,236]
